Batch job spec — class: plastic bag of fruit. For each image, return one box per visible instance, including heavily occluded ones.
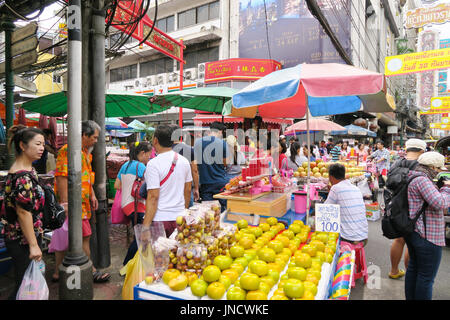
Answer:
[175,210,205,245]
[176,243,208,275]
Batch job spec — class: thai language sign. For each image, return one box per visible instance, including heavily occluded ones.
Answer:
[405,3,450,29]
[315,204,340,233]
[385,48,450,76]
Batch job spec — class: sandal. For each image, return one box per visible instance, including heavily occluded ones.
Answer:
[93,271,111,283]
[389,269,405,279]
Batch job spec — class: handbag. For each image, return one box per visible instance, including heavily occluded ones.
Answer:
[111,189,129,224]
[121,162,146,216]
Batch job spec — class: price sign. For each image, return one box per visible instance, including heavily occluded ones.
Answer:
[315,204,340,233]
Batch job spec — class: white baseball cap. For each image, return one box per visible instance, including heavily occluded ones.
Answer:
[280,135,286,139]
[418,152,447,170]
[405,138,427,151]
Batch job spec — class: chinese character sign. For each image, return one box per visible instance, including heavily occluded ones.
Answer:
[238,0,351,68]
[315,204,340,233]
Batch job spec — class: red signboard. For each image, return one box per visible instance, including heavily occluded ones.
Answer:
[205,58,282,82]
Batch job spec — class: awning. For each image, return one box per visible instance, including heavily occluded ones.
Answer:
[193,115,293,125]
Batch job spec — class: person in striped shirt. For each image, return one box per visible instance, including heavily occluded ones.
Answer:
[324,163,368,244]
[330,140,343,162]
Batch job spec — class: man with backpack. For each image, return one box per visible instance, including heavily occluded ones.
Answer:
[385,139,426,279]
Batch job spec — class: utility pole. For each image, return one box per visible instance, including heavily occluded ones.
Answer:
[89,0,111,269]
[82,0,92,121]
[3,19,15,169]
[59,0,94,300]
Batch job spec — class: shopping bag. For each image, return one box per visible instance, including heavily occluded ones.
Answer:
[16,260,49,300]
[111,189,129,225]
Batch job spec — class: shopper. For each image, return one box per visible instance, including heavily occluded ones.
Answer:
[330,140,343,162]
[52,120,110,283]
[287,142,308,170]
[357,143,368,162]
[1,125,46,299]
[142,125,192,237]
[32,128,57,174]
[387,138,426,279]
[171,125,200,205]
[225,135,246,178]
[319,140,328,157]
[113,141,151,266]
[404,152,450,300]
[278,140,288,171]
[368,141,390,186]
[194,122,229,212]
[341,142,350,159]
[302,145,316,162]
[325,163,368,244]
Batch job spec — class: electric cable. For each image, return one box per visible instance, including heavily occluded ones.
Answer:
[3,0,45,21]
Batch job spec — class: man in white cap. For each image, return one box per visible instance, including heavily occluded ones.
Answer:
[386,138,427,279]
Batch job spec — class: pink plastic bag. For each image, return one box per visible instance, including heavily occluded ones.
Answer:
[111,189,129,225]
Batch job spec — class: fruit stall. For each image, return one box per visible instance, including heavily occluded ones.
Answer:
[130,200,342,300]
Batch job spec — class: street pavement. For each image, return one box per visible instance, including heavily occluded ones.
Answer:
[1,213,449,300]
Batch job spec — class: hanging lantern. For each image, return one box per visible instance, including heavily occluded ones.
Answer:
[354,118,367,128]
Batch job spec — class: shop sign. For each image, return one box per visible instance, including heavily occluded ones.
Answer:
[405,3,450,29]
[205,58,282,82]
[431,97,450,109]
[315,204,340,233]
[385,47,450,77]
[420,108,450,114]
[430,122,450,130]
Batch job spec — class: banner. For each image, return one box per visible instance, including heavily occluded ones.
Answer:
[385,47,450,76]
[205,59,282,82]
[420,109,450,114]
[431,96,450,109]
[238,0,351,68]
[430,122,450,130]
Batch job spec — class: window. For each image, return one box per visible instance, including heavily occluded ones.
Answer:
[156,15,174,33]
[179,46,219,69]
[53,75,62,83]
[110,64,138,82]
[140,58,173,77]
[177,2,220,29]
[178,8,196,29]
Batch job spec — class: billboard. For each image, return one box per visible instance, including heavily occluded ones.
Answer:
[238,0,351,68]
[205,58,282,82]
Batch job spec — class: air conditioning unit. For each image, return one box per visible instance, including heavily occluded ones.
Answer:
[184,68,197,80]
[156,73,167,85]
[135,79,140,88]
[146,75,156,87]
[168,72,178,83]
[198,63,206,82]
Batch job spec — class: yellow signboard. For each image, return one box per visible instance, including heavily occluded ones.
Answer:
[430,122,450,130]
[420,108,450,115]
[385,48,450,77]
[430,96,450,109]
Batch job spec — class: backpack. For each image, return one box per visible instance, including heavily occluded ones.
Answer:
[15,172,66,231]
[381,173,427,239]
[383,158,418,206]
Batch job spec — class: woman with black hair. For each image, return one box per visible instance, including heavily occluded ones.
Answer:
[287,142,308,170]
[114,141,152,265]
[1,125,46,299]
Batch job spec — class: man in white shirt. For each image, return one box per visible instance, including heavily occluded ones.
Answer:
[325,163,368,244]
[142,125,193,238]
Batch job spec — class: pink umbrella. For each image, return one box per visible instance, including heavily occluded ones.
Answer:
[284,119,346,135]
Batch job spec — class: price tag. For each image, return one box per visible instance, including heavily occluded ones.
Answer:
[315,204,340,233]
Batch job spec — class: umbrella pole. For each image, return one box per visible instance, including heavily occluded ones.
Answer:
[306,109,311,227]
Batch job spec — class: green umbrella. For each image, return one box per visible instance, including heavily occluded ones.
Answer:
[149,87,239,113]
[21,90,167,117]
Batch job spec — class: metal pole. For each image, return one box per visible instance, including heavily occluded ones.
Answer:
[90,0,110,269]
[3,20,15,169]
[60,0,93,300]
[306,109,311,226]
[81,0,92,121]
[179,38,184,128]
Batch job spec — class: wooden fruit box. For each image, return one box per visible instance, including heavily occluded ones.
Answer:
[225,192,287,218]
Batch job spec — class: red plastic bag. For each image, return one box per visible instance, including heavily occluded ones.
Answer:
[111,189,129,225]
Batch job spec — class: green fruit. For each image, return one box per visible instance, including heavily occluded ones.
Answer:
[190,279,208,297]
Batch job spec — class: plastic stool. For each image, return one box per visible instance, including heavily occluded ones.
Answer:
[340,241,368,287]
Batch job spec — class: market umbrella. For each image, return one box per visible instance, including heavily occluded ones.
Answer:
[21,90,162,117]
[127,119,154,132]
[227,63,395,225]
[284,119,346,135]
[149,87,239,114]
[18,108,27,125]
[105,117,129,130]
[330,124,377,137]
[39,114,49,129]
